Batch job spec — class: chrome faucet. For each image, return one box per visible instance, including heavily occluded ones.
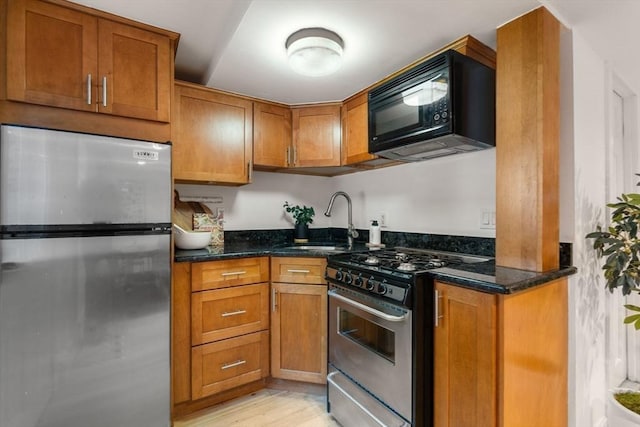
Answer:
[324,191,359,249]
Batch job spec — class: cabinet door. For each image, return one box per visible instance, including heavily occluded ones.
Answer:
[253,101,291,168]
[342,93,377,164]
[7,0,97,111]
[271,283,327,384]
[191,257,269,291]
[270,257,326,284]
[434,281,497,427]
[291,105,341,167]
[191,330,269,399]
[173,83,253,184]
[98,19,171,122]
[192,283,269,345]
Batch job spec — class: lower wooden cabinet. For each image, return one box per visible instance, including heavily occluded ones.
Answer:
[270,256,328,384]
[270,282,327,384]
[172,257,271,411]
[191,283,269,345]
[434,281,497,427]
[191,330,269,400]
[434,278,568,427]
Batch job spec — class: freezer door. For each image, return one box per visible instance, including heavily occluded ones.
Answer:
[0,235,170,427]
[0,125,171,226]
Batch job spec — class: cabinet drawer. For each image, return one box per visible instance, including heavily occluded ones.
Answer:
[192,257,269,291]
[271,257,327,284]
[192,283,269,345]
[191,330,269,399]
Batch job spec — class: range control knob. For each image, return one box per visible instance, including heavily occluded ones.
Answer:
[377,282,388,295]
[366,278,377,291]
[354,275,364,287]
[344,272,353,285]
[334,270,343,281]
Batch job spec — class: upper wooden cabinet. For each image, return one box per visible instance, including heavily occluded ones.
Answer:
[6,0,172,122]
[253,101,291,168]
[341,92,376,165]
[254,102,342,169]
[173,81,253,185]
[291,104,341,167]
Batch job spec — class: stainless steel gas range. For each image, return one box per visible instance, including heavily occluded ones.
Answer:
[325,247,490,427]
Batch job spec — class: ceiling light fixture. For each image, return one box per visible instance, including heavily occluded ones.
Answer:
[285,27,344,77]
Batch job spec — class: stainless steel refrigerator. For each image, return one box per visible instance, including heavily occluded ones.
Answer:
[0,125,172,427]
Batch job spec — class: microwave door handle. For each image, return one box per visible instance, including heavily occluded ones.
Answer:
[328,289,408,322]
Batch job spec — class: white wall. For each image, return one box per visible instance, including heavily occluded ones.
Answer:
[176,149,497,237]
[334,149,496,236]
[175,172,334,230]
[567,31,609,427]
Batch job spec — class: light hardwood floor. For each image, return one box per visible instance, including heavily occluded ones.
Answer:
[173,388,341,427]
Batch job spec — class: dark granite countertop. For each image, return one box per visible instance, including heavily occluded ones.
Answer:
[174,240,576,295]
[174,241,370,262]
[429,260,577,294]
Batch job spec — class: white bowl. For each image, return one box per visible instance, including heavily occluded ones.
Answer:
[173,225,211,250]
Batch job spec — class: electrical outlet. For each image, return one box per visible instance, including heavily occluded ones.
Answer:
[480,210,496,229]
[380,212,388,227]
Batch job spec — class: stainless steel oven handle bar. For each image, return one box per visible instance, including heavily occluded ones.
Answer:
[328,289,409,322]
[327,372,387,427]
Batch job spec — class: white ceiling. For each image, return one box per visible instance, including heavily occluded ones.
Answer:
[74,0,640,105]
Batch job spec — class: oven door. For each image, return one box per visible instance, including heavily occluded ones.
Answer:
[328,286,412,422]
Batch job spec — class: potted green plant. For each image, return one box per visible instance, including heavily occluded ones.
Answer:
[283,201,315,243]
[586,174,640,423]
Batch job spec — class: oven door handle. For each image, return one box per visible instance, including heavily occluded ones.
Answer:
[328,289,409,322]
[327,371,389,427]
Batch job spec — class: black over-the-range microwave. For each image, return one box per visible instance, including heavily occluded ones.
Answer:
[368,49,495,162]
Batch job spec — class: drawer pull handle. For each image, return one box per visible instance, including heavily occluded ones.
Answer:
[221,309,246,317]
[221,359,246,370]
[87,74,92,105]
[102,76,107,107]
[221,271,247,277]
[287,269,310,274]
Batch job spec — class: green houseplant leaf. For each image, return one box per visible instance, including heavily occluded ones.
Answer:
[586,173,640,332]
[283,201,315,226]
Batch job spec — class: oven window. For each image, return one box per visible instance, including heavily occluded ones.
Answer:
[338,308,395,363]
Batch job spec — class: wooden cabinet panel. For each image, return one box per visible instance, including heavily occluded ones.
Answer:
[172,261,192,405]
[173,82,253,184]
[291,105,341,167]
[192,283,269,345]
[191,257,269,291]
[270,257,326,284]
[434,281,497,427]
[191,330,269,400]
[7,0,97,111]
[6,0,173,123]
[342,92,376,165]
[98,19,171,122]
[253,101,291,168]
[271,282,327,384]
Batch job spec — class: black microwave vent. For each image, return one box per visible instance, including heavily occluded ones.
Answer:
[369,52,449,99]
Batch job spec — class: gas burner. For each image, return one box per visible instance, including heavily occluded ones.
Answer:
[364,255,380,265]
[395,252,409,262]
[397,262,416,271]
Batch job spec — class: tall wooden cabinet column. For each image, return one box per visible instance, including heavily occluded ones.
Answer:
[495,7,561,272]
[494,6,567,427]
